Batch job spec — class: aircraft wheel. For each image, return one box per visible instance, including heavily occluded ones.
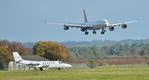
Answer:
[101,31,105,34]
[93,31,96,34]
[58,68,61,70]
[85,31,89,35]
[39,67,43,71]
[101,30,106,35]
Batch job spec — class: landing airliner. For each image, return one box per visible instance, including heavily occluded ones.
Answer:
[13,52,72,70]
[45,10,138,35]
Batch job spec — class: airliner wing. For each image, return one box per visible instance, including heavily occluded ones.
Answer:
[64,23,84,28]
[44,20,64,26]
[110,19,138,27]
[44,20,84,28]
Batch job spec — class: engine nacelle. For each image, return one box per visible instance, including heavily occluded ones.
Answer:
[121,24,127,29]
[109,26,114,31]
[64,25,69,30]
[81,27,86,32]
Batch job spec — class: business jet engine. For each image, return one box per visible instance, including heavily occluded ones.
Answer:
[64,25,69,30]
[121,24,127,29]
[109,26,114,31]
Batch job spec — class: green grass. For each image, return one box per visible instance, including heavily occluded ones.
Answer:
[0,65,149,80]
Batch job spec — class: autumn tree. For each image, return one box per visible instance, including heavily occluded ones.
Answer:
[33,41,70,62]
[0,46,11,69]
[0,40,29,69]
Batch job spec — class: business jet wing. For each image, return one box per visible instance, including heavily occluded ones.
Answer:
[36,64,44,68]
[109,19,138,27]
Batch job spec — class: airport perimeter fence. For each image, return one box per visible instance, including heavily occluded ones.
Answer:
[7,57,149,70]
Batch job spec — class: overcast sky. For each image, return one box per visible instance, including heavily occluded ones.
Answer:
[0,0,148,42]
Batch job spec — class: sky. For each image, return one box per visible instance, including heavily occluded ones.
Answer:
[0,0,149,42]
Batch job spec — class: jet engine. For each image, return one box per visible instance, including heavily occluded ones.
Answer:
[109,26,114,31]
[64,25,69,30]
[121,24,127,29]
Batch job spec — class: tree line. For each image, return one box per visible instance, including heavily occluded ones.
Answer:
[1,40,149,69]
[69,43,149,58]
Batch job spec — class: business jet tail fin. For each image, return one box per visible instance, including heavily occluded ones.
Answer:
[12,52,23,63]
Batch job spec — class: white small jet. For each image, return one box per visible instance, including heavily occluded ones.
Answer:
[12,52,72,70]
[45,9,138,35]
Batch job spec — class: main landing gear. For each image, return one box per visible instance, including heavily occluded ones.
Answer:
[101,29,106,35]
[93,30,96,34]
[84,29,106,35]
[85,31,89,35]
[84,30,96,35]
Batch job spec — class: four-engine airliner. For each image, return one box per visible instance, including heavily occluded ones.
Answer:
[45,9,138,35]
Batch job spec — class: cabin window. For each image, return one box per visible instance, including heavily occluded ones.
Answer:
[59,61,62,64]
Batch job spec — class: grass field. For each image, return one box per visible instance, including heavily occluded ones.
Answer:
[0,65,149,80]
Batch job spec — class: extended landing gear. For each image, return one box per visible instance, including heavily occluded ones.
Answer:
[84,30,105,35]
[101,29,106,35]
[39,67,43,71]
[84,31,89,35]
[93,30,96,34]
[84,31,96,35]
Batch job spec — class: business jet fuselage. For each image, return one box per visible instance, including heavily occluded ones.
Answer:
[13,52,72,70]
